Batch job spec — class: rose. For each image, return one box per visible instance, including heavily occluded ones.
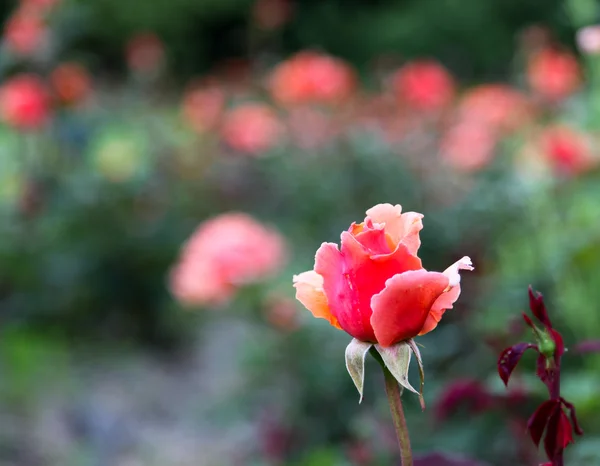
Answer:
[170,213,287,306]
[293,204,472,346]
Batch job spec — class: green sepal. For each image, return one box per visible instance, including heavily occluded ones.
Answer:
[407,339,426,410]
[345,339,373,403]
[375,342,419,396]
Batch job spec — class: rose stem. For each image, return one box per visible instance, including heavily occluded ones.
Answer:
[383,365,413,466]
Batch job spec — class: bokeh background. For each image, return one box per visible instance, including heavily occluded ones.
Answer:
[0,0,599,464]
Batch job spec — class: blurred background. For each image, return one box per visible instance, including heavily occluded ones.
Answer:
[0,0,599,464]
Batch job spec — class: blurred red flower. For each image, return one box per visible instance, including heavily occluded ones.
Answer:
[3,7,47,56]
[181,83,225,134]
[539,126,595,176]
[126,32,165,74]
[221,103,283,154]
[253,0,292,30]
[527,48,581,101]
[170,213,287,306]
[391,60,455,112]
[293,204,472,345]
[50,62,92,105]
[269,51,356,106]
[458,84,531,133]
[0,74,50,130]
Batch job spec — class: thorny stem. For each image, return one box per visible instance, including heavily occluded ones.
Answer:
[383,365,413,466]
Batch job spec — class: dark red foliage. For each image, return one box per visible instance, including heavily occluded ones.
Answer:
[499,287,583,465]
[528,286,552,327]
[435,379,494,422]
[544,407,573,460]
[528,400,560,447]
[497,342,536,386]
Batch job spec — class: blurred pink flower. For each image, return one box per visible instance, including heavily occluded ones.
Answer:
[440,120,497,172]
[181,82,225,134]
[268,51,356,106]
[221,103,283,154]
[458,84,532,133]
[0,74,50,130]
[50,62,92,105]
[527,48,581,101]
[253,0,293,30]
[170,213,287,306]
[126,32,165,74]
[391,60,455,112]
[577,25,600,55]
[538,126,595,176]
[3,7,47,56]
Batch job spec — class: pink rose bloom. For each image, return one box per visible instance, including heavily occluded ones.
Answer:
[4,7,47,56]
[221,103,283,155]
[0,74,50,130]
[170,213,287,306]
[440,121,498,172]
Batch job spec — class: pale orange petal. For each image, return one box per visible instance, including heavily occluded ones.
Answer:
[419,256,474,336]
[365,203,423,254]
[293,270,341,329]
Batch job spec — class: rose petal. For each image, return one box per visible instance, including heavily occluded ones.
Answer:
[337,232,422,342]
[366,203,424,255]
[419,256,473,335]
[371,270,449,347]
[293,270,341,329]
[315,241,375,341]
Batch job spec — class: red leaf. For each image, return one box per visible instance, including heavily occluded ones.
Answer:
[551,329,565,358]
[528,287,552,327]
[544,407,573,460]
[527,399,559,448]
[561,398,584,436]
[522,312,535,329]
[498,343,537,386]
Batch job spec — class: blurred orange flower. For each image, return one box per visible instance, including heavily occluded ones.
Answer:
[390,60,455,112]
[181,83,225,134]
[527,48,581,101]
[0,74,50,130]
[50,62,92,105]
[269,51,356,106]
[221,103,283,154]
[293,204,472,346]
[3,7,47,56]
[170,213,287,306]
